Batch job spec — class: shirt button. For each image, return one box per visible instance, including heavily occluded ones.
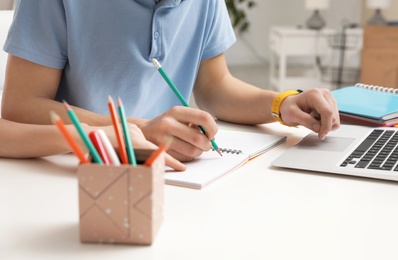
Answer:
[154,31,159,39]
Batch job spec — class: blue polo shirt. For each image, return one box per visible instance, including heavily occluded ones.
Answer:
[4,0,236,119]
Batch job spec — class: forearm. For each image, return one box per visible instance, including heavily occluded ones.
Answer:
[195,75,278,125]
[2,94,112,126]
[0,120,78,158]
[3,94,150,130]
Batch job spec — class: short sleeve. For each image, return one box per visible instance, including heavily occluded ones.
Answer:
[3,0,68,69]
[201,0,236,60]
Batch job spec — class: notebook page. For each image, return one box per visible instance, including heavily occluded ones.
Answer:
[165,129,286,189]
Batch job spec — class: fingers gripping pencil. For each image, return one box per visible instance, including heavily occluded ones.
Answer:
[151,58,222,156]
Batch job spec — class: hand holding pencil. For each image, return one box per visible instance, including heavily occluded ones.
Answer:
[151,58,222,157]
[139,106,220,162]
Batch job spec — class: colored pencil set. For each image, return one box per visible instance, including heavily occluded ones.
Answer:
[50,97,165,166]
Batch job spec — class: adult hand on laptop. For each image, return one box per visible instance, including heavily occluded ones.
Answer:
[279,88,340,140]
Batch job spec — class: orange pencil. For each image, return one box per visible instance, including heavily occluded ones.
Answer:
[50,110,89,164]
[144,137,173,166]
[108,96,129,165]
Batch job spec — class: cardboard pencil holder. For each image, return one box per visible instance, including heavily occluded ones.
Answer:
[76,149,165,245]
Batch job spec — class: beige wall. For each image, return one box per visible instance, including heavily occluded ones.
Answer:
[0,0,14,10]
[362,0,398,24]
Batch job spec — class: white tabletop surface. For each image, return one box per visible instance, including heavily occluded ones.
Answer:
[2,123,398,260]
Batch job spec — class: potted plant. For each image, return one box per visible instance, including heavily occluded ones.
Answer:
[225,0,257,33]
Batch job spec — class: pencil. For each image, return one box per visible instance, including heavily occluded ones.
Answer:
[151,58,222,156]
[62,101,104,164]
[89,130,112,165]
[117,98,137,166]
[144,137,173,166]
[50,111,89,164]
[108,96,129,165]
[97,129,121,166]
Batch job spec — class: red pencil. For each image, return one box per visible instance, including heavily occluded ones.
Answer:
[108,96,129,165]
[89,131,112,165]
[50,111,89,164]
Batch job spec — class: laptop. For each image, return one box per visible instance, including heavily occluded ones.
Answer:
[271,124,398,182]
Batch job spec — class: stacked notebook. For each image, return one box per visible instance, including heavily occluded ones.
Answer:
[165,129,286,189]
[332,83,398,126]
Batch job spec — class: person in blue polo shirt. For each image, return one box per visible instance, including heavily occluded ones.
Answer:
[2,0,339,162]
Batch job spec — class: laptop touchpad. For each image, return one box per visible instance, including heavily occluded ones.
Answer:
[298,136,355,152]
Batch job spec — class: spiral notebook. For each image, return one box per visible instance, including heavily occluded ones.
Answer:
[332,83,398,126]
[165,129,286,189]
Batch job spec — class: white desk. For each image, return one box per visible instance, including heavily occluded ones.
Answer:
[2,123,398,260]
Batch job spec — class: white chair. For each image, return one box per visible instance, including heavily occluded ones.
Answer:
[0,10,14,114]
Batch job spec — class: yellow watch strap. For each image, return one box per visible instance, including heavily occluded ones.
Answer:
[271,90,302,126]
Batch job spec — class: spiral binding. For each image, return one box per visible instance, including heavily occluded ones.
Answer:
[212,148,243,155]
[355,83,398,94]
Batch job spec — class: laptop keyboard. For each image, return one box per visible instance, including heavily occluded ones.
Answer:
[340,129,398,171]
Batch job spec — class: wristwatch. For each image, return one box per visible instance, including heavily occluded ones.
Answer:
[271,89,303,126]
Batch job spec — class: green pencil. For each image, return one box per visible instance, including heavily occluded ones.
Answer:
[62,101,103,164]
[151,58,222,156]
[117,98,137,166]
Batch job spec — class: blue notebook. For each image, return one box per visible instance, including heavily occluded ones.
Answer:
[332,83,398,126]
